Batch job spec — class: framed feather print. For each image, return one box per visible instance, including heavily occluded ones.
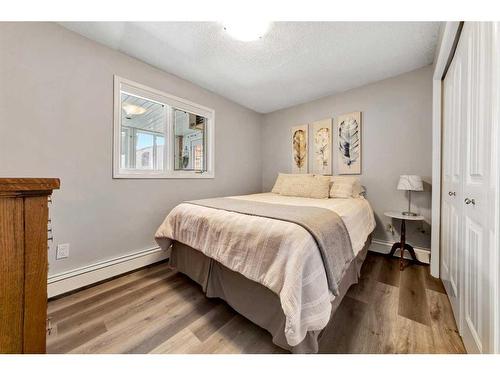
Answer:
[291,124,308,173]
[336,112,362,175]
[311,118,332,175]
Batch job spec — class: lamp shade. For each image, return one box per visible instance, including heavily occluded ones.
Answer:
[397,175,423,191]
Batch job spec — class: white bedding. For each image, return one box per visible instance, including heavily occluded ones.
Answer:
[155,192,375,347]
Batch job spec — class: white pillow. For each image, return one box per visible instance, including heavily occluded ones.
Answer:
[280,175,331,199]
[329,176,364,198]
[271,173,313,194]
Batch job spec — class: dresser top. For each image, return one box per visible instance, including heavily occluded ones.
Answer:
[0,178,60,192]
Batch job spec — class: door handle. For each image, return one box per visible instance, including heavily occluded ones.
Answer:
[464,198,475,205]
[448,191,456,196]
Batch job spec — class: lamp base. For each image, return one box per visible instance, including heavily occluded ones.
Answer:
[402,211,418,217]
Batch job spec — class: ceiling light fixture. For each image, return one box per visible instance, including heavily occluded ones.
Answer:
[122,103,147,118]
[223,20,271,42]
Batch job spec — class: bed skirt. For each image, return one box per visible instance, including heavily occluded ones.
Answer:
[169,235,371,353]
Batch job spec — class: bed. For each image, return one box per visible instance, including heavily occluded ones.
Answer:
[155,192,375,353]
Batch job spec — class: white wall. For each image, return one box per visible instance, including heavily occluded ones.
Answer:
[261,66,433,248]
[0,22,263,275]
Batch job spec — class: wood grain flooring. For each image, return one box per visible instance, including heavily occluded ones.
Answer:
[46,253,466,354]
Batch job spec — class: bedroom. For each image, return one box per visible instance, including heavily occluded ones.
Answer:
[1,0,499,371]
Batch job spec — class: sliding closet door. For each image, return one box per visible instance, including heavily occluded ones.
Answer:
[441,41,464,324]
[441,22,496,353]
[460,22,493,354]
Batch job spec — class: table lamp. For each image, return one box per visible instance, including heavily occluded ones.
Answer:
[397,175,423,216]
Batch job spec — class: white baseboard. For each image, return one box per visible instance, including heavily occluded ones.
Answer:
[47,246,169,298]
[47,239,429,298]
[369,239,431,264]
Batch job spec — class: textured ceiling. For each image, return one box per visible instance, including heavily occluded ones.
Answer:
[60,22,441,113]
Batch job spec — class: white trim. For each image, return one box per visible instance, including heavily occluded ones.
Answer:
[431,22,461,278]
[113,75,215,179]
[47,246,169,298]
[491,21,500,354]
[369,239,431,264]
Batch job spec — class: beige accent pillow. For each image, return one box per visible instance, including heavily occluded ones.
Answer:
[280,175,331,199]
[271,173,313,194]
[329,176,364,198]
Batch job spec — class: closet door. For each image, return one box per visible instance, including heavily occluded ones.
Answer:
[441,22,496,353]
[460,22,493,354]
[441,44,464,324]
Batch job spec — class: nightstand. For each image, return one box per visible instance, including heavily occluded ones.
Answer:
[384,211,425,270]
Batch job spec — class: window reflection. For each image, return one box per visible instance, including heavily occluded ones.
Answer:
[173,109,206,171]
[120,93,165,171]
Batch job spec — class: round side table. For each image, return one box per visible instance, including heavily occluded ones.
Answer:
[384,211,425,270]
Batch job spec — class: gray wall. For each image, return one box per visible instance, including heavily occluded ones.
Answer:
[0,22,263,275]
[261,65,433,248]
[0,22,434,277]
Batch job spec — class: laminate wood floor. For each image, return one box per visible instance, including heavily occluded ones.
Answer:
[46,252,466,354]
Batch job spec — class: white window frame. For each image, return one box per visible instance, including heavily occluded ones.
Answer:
[113,75,215,179]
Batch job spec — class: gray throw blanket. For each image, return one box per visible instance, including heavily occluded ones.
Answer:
[186,197,354,296]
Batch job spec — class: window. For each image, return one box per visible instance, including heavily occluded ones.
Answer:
[113,76,214,178]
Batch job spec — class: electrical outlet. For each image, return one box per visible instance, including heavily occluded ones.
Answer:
[56,243,70,260]
[386,223,395,235]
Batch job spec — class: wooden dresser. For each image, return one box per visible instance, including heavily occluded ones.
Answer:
[0,178,60,354]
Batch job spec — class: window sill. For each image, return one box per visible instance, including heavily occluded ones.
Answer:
[113,171,215,179]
